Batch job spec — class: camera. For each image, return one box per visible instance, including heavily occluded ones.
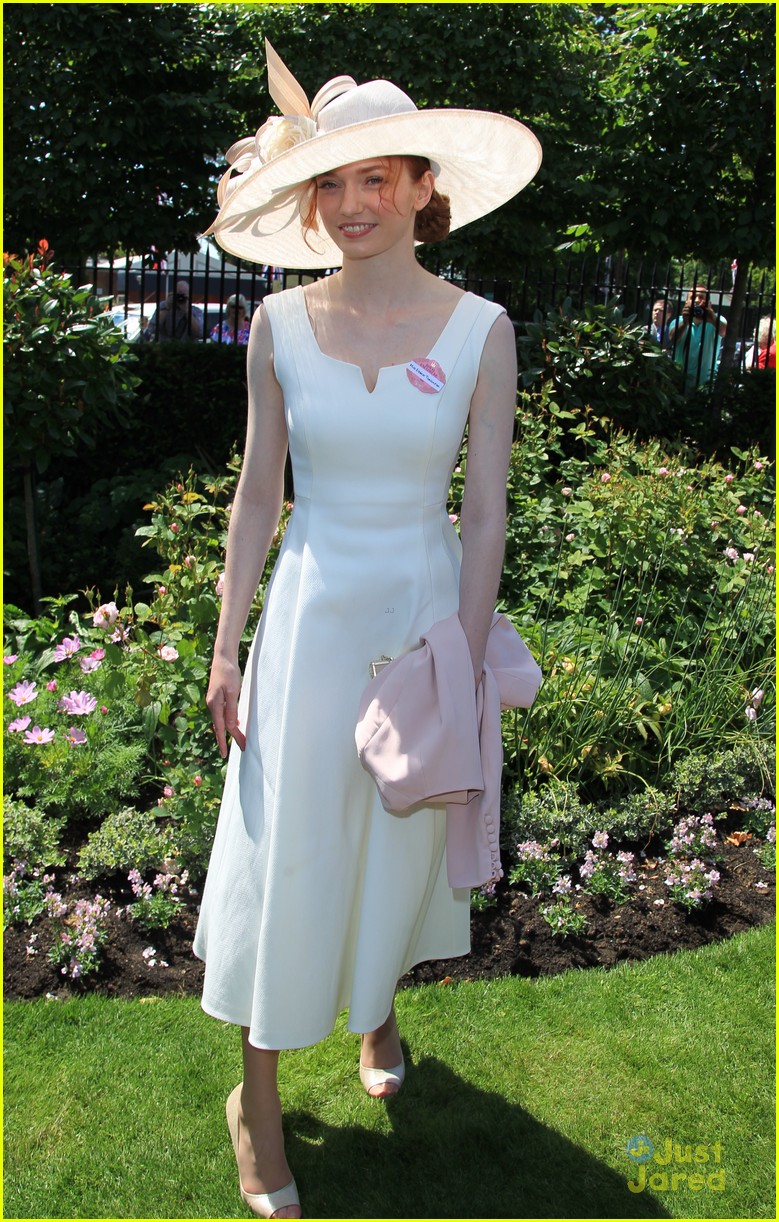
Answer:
[175,292,188,304]
[693,304,706,318]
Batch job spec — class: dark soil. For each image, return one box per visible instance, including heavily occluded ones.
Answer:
[4,826,774,1003]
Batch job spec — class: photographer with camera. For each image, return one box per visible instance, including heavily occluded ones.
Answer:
[666,285,727,395]
[142,280,204,342]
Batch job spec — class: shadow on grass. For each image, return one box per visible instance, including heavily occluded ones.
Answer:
[284,1054,672,1219]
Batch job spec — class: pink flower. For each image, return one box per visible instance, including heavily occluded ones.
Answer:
[635,617,644,626]
[215,573,225,597]
[601,472,611,484]
[79,657,102,674]
[736,505,746,515]
[754,461,764,470]
[66,726,87,746]
[449,514,459,524]
[3,655,18,665]
[92,602,118,629]
[562,487,573,497]
[170,523,179,534]
[90,648,106,661]
[111,625,130,644]
[47,680,58,692]
[158,645,179,662]
[565,533,575,542]
[724,473,735,483]
[724,547,739,562]
[57,690,97,716]
[23,725,55,744]
[163,785,175,799]
[157,586,167,597]
[183,554,195,568]
[53,636,81,662]
[743,552,755,563]
[8,680,37,706]
[193,775,203,787]
[657,467,670,477]
[100,705,108,715]
[8,716,31,733]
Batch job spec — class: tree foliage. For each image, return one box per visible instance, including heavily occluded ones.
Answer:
[2,2,238,259]
[2,2,775,278]
[580,2,775,265]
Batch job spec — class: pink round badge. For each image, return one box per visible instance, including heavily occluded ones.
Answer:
[406,357,447,394]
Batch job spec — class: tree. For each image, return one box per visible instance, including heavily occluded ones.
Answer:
[573,3,775,382]
[2,2,238,259]
[3,242,139,611]
[223,2,607,276]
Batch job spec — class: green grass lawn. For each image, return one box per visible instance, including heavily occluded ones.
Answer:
[3,922,774,1220]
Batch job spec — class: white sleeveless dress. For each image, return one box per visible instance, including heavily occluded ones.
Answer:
[193,286,506,1049]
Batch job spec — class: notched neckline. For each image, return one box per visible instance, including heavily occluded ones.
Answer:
[299,286,471,396]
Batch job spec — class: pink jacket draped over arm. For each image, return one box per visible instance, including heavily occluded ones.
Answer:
[355,612,542,888]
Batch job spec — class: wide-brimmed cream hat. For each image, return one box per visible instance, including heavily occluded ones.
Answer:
[205,40,542,269]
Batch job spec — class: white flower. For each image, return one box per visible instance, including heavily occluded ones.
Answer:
[256,115,317,164]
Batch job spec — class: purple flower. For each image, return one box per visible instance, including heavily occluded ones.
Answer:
[592,830,609,849]
[66,726,87,746]
[24,725,55,744]
[7,680,37,707]
[58,690,97,716]
[8,716,31,733]
[3,654,18,665]
[79,657,101,674]
[53,636,81,662]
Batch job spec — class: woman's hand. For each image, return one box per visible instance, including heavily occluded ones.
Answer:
[207,655,247,758]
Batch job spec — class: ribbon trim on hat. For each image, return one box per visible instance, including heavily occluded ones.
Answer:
[213,40,358,212]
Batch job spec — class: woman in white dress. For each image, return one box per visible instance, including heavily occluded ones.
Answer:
[195,42,542,1218]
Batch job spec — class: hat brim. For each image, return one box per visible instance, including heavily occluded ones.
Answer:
[208,109,542,269]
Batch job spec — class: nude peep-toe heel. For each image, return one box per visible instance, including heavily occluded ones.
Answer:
[358,1034,406,1098]
[226,1084,300,1219]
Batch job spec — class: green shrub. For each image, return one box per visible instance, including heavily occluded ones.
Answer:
[515,297,685,439]
[670,740,775,813]
[476,396,775,792]
[2,795,66,871]
[77,807,174,881]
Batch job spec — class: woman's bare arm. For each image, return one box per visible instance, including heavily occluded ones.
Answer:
[458,311,517,683]
[206,304,289,756]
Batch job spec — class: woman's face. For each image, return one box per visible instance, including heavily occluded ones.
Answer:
[314,158,434,260]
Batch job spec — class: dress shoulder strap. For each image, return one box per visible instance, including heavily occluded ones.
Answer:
[431,292,507,375]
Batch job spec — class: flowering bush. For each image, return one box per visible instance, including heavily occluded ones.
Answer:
[508,838,567,896]
[540,881,589,938]
[45,890,112,979]
[123,868,188,932]
[3,860,56,930]
[664,813,720,863]
[663,858,721,911]
[578,831,637,904]
[3,613,147,823]
[474,394,776,791]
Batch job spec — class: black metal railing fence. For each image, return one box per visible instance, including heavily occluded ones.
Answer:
[68,248,775,380]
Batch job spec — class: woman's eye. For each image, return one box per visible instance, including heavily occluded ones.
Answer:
[317,180,339,190]
[366,176,383,186]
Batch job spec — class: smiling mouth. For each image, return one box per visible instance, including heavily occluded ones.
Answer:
[339,224,377,235]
